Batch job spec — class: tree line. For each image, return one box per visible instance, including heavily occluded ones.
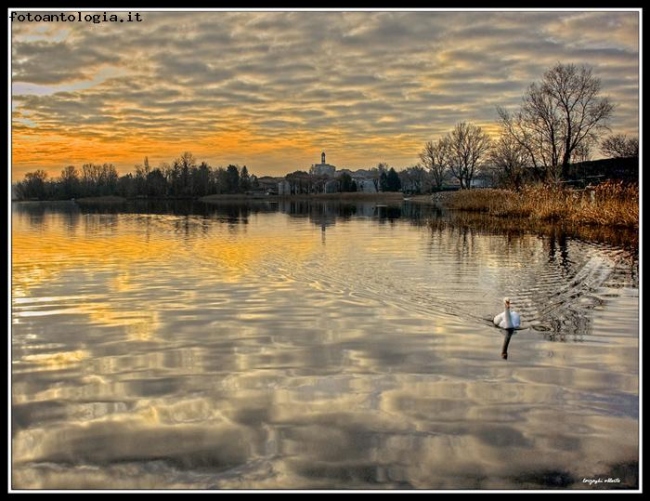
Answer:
[14,152,257,201]
[14,62,638,200]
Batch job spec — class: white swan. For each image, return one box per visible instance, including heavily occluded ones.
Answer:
[493,297,521,329]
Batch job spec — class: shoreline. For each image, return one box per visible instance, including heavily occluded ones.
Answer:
[59,192,436,205]
[17,192,427,205]
[199,192,413,203]
[11,192,637,250]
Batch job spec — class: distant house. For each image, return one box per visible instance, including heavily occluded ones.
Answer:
[353,177,377,193]
[470,171,495,188]
[257,176,282,195]
[348,169,378,193]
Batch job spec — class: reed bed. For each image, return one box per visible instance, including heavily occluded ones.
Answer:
[445,181,639,228]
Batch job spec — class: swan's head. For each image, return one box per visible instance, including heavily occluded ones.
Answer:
[504,297,511,308]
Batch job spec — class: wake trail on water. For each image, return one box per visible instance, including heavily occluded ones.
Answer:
[256,240,631,339]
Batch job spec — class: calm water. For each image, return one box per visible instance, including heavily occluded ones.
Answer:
[10,200,639,491]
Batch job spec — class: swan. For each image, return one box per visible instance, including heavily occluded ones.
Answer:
[493,297,521,330]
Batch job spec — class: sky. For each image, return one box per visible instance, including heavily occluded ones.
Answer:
[9,8,641,182]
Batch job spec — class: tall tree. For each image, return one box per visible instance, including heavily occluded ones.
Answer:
[385,167,401,192]
[98,163,118,196]
[117,173,136,198]
[400,165,427,194]
[146,168,168,197]
[239,165,251,192]
[60,165,80,199]
[445,122,491,189]
[488,134,529,189]
[81,163,101,195]
[213,167,227,194]
[498,62,614,181]
[373,163,389,192]
[225,165,240,194]
[337,172,356,192]
[192,161,211,197]
[16,169,48,200]
[173,151,196,196]
[134,156,151,197]
[419,140,448,192]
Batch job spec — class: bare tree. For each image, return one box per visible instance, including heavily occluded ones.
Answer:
[496,107,548,182]
[60,165,80,198]
[16,169,48,199]
[488,134,529,189]
[445,122,492,189]
[498,62,614,182]
[400,164,428,194]
[134,157,151,197]
[419,140,448,192]
[169,151,197,196]
[600,134,639,159]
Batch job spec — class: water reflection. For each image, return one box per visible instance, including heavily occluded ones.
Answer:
[13,198,436,226]
[428,209,639,254]
[501,329,514,359]
[11,201,638,491]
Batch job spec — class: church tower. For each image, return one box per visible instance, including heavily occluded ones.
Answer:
[311,151,335,177]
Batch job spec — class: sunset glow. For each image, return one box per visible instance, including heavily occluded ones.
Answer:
[10,8,640,182]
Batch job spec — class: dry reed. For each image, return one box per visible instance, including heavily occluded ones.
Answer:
[445,181,638,228]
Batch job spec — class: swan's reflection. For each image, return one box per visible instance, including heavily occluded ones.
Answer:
[501,328,515,360]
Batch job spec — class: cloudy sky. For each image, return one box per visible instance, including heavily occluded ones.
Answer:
[10,8,640,181]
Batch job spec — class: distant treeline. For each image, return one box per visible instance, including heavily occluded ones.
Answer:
[13,154,638,202]
[13,152,408,201]
[13,153,259,201]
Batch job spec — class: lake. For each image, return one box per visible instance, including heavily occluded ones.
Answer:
[10,199,639,491]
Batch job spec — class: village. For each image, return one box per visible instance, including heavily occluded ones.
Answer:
[253,151,494,198]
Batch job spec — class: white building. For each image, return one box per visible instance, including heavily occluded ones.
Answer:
[350,169,378,193]
[352,177,377,193]
[277,179,291,195]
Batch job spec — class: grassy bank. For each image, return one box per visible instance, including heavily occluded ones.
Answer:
[443,181,639,229]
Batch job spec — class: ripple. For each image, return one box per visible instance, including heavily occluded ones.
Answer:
[11,202,638,490]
